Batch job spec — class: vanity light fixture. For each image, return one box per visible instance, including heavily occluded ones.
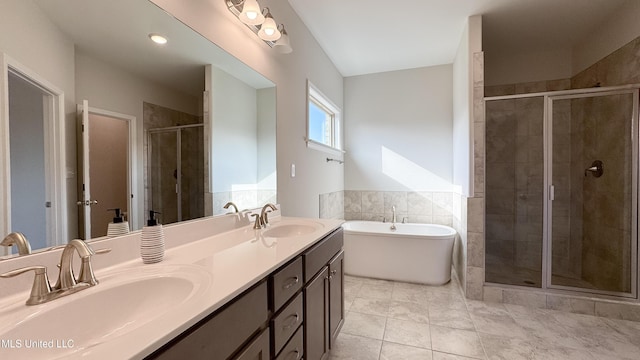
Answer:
[225,0,293,53]
[149,33,168,45]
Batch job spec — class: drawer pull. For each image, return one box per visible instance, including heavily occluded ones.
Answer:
[285,349,301,360]
[282,276,299,289]
[282,313,299,330]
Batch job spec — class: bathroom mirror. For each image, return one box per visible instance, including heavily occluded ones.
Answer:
[0,0,276,257]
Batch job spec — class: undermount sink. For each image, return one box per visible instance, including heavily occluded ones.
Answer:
[0,265,212,359]
[262,221,323,238]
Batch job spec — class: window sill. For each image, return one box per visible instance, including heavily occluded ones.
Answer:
[306,138,345,157]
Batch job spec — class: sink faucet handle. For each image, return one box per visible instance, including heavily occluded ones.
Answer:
[0,266,52,305]
[262,208,273,225]
[260,203,277,227]
[77,248,111,286]
[251,213,263,229]
[94,248,112,255]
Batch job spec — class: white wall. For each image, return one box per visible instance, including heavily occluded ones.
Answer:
[75,49,200,230]
[150,0,344,218]
[257,87,277,190]
[485,0,640,86]
[0,0,75,241]
[572,0,640,74]
[210,66,258,192]
[453,20,471,196]
[344,66,453,192]
[453,16,482,196]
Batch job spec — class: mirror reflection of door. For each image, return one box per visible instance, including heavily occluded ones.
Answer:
[77,101,135,240]
[8,71,50,250]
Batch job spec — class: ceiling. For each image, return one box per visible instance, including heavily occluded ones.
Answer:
[34,0,274,96]
[288,0,628,77]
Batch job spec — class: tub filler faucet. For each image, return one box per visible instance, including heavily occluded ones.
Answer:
[390,206,397,231]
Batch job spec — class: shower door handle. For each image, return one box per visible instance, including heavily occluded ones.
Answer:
[584,160,603,177]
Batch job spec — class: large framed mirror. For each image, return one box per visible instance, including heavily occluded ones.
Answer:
[0,0,277,257]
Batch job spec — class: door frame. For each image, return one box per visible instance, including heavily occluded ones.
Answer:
[0,53,67,254]
[77,103,138,238]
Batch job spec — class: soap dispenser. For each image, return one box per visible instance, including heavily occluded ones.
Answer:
[106,208,130,237]
[140,211,164,264]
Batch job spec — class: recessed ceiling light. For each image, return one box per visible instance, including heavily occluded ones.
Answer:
[149,34,168,45]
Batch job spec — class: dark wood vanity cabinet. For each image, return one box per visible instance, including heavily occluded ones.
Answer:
[147,227,344,360]
[303,229,345,360]
[149,281,269,360]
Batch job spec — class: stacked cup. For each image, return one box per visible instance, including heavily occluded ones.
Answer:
[140,225,164,264]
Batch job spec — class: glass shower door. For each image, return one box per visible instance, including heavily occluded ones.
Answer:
[148,125,204,225]
[548,90,638,296]
[149,130,179,224]
[485,97,545,287]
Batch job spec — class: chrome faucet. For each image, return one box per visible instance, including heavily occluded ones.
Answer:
[223,201,239,213]
[1,232,32,255]
[0,240,110,305]
[390,206,397,231]
[252,203,277,229]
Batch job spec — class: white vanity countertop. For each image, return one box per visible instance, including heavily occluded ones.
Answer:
[0,216,344,360]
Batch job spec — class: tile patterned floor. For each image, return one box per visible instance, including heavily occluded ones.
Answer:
[329,275,640,360]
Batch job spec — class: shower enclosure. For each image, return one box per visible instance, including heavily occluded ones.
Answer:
[485,86,639,298]
[148,124,204,225]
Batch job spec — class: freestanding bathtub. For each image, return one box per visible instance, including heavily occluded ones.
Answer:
[342,221,457,285]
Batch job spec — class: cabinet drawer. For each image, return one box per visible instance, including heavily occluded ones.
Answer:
[303,228,343,282]
[272,292,304,355]
[271,257,303,311]
[275,326,304,360]
[233,328,270,360]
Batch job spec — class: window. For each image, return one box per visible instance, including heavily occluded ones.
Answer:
[307,80,342,154]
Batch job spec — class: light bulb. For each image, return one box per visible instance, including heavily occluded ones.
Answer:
[149,34,167,45]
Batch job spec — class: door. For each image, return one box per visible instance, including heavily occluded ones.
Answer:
[304,266,329,360]
[0,56,67,253]
[77,101,135,239]
[547,89,638,297]
[7,71,49,249]
[328,250,344,348]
